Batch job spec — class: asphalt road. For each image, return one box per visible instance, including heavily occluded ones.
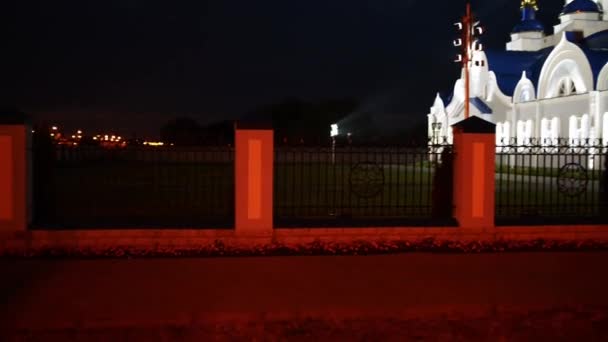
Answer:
[1,253,607,330]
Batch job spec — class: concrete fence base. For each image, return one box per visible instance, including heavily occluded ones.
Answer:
[2,225,608,254]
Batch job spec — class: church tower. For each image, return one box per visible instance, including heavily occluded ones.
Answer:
[507,0,546,51]
[556,0,605,36]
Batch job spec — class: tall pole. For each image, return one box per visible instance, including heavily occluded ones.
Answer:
[463,2,471,120]
[454,3,482,121]
[332,136,336,164]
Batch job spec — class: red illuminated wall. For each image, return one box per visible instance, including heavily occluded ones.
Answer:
[452,117,496,229]
[235,129,274,235]
[0,126,27,232]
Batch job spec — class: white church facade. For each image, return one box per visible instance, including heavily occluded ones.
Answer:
[428,0,608,148]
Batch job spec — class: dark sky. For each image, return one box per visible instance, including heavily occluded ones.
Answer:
[2,0,564,137]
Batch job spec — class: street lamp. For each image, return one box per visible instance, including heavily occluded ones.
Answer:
[330,124,339,137]
[329,124,339,217]
[330,124,339,164]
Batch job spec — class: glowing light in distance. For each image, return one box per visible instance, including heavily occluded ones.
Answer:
[330,124,339,137]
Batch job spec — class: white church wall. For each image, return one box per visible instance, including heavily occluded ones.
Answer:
[507,37,548,52]
[539,93,589,139]
[588,91,603,140]
[582,114,591,139]
[597,91,608,141]
[559,13,600,23]
[486,72,513,125]
[496,122,509,147]
[603,112,608,142]
[470,51,489,98]
[514,102,536,135]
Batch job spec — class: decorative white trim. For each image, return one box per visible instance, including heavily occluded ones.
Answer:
[537,33,594,99]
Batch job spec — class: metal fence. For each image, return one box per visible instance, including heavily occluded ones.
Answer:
[274,141,456,227]
[32,144,235,229]
[495,138,608,225]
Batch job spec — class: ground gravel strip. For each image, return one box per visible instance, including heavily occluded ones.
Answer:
[1,238,608,258]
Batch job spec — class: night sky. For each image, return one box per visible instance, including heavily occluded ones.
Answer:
[2,0,565,137]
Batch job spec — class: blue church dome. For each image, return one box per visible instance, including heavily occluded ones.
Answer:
[512,19,545,33]
[562,0,601,15]
[513,1,545,33]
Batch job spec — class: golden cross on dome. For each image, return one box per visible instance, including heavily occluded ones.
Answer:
[521,0,539,11]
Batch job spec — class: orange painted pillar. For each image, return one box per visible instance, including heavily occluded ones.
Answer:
[451,116,496,229]
[0,111,30,234]
[234,123,273,236]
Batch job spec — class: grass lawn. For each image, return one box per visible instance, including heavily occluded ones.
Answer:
[37,162,235,228]
[274,163,437,219]
[495,165,605,219]
[34,153,608,227]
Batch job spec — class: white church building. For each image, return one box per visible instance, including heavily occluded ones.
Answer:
[428,0,608,147]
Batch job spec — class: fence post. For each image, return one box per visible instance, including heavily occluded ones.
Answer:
[234,122,274,237]
[451,116,496,229]
[0,111,30,235]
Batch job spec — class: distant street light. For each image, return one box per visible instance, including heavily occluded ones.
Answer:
[329,123,339,217]
[330,124,339,137]
[330,123,339,164]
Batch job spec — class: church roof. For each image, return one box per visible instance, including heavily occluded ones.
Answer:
[439,91,453,106]
[562,0,601,15]
[582,30,608,49]
[581,47,608,84]
[470,97,493,114]
[485,36,608,96]
[512,19,545,33]
[485,48,552,96]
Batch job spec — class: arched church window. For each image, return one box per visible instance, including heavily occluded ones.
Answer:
[558,78,576,97]
[558,81,567,96]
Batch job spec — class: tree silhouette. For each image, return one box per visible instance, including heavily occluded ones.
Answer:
[160,117,203,146]
[244,98,358,145]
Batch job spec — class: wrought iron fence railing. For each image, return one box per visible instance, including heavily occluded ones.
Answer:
[274,142,456,227]
[495,138,608,224]
[32,145,235,229]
